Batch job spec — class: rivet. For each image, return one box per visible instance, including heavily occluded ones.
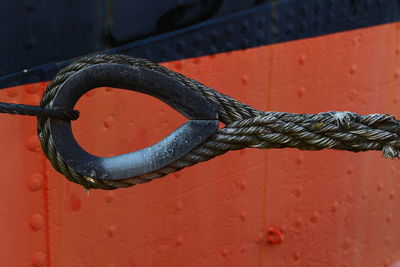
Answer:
[361,191,367,200]
[386,213,393,224]
[292,186,303,198]
[346,166,354,175]
[377,182,384,192]
[192,57,201,65]
[241,75,249,85]
[389,190,396,200]
[240,211,247,221]
[293,252,301,261]
[298,54,306,65]
[220,248,229,257]
[295,152,304,165]
[239,179,247,191]
[296,86,306,97]
[175,236,183,246]
[240,245,247,253]
[25,83,40,94]
[7,88,19,97]
[29,214,44,231]
[31,251,46,267]
[342,238,351,250]
[173,61,183,70]
[68,192,81,212]
[103,115,115,128]
[107,225,116,237]
[27,173,44,191]
[349,64,357,74]
[26,135,41,152]
[395,68,400,79]
[310,211,319,223]
[331,201,340,212]
[267,228,284,244]
[105,192,115,203]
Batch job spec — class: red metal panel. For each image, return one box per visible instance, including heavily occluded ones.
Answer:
[0,82,48,266]
[1,22,400,266]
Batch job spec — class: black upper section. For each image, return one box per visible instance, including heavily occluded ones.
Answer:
[0,0,273,77]
[0,0,399,88]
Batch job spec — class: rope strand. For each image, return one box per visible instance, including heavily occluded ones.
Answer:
[0,102,79,120]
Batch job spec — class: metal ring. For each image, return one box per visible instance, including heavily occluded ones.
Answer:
[48,63,218,180]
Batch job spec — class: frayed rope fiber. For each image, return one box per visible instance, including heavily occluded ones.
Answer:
[38,54,400,190]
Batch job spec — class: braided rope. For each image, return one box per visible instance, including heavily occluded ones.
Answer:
[38,54,400,190]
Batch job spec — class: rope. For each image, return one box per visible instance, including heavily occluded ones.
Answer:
[37,54,400,190]
[0,102,79,120]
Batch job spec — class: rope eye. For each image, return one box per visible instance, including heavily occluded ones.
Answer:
[37,54,400,190]
[41,62,218,184]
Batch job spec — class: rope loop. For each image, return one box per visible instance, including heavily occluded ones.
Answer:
[38,54,400,190]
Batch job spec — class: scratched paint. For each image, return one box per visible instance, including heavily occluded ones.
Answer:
[0,22,399,266]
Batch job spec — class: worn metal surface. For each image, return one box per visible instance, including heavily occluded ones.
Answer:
[0,21,399,266]
[48,63,218,180]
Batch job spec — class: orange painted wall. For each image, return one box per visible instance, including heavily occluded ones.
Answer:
[0,22,399,267]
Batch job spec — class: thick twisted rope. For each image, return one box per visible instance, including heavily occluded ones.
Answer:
[38,54,400,190]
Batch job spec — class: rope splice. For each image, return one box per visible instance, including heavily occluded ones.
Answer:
[37,54,400,190]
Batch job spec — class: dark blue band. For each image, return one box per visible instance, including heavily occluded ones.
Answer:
[0,0,399,89]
